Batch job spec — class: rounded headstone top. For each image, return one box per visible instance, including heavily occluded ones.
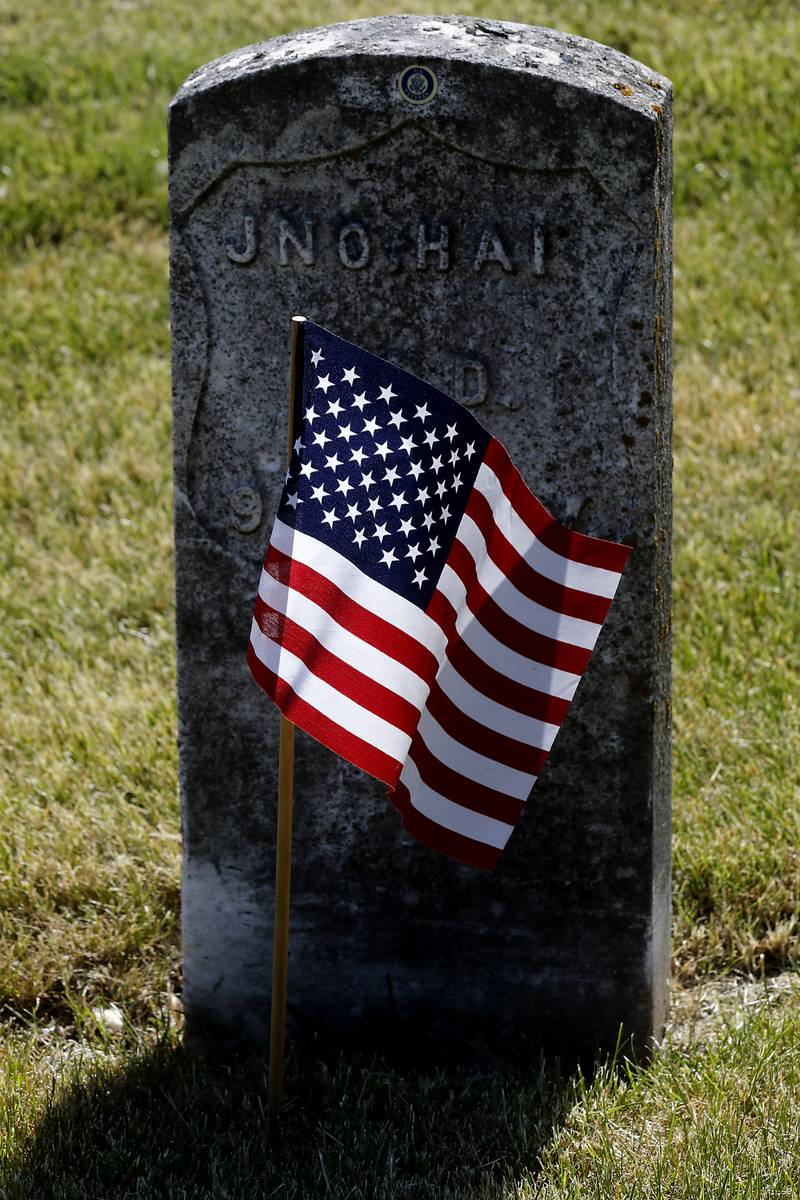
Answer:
[169,15,671,218]
[172,15,671,109]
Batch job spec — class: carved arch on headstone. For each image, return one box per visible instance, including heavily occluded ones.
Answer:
[173,119,644,229]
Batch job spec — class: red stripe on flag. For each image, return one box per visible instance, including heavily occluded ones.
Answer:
[408,736,525,825]
[445,539,593,673]
[253,596,422,737]
[425,682,550,776]
[390,783,502,872]
[465,489,614,621]
[443,631,571,724]
[483,439,632,572]
[246,642,402,787]
[264,544,438,682]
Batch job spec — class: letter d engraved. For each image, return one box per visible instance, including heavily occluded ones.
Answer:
[226,214,257,265]
[453,357,489,408]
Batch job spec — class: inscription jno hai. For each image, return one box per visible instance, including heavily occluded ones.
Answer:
[226,214,547,275]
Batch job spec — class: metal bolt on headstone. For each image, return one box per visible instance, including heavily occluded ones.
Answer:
[169,16,672,1062]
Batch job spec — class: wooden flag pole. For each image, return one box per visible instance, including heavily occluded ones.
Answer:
[267,315,305,1127]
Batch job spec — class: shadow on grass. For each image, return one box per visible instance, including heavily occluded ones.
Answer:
[2,1034,578,1200]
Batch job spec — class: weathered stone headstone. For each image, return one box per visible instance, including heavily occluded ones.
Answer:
[169,15,672,1060]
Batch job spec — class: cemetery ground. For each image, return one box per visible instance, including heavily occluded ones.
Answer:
[0,0,797,1195]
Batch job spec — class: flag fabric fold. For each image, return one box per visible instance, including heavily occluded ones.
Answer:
[248,321,631,870]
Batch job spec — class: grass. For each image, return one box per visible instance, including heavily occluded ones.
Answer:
[1,0,799,1193]
[2,984,799,1197]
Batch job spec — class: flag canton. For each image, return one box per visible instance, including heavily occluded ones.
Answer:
[278,322,491,608]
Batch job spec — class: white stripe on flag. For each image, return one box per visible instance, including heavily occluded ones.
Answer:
[475,462,624,599]
[399,757,514,850]
[435,656,559,752]
[455,512,603,649]
[436,564,582,700]
[415,710,533,800]
[271,518,446,658]
[258,571,430,709]
[249,618,411,763]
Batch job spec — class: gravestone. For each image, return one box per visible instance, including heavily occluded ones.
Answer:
[169,15,672,1061]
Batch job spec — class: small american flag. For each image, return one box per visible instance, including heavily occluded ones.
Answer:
[248,322,631,870]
